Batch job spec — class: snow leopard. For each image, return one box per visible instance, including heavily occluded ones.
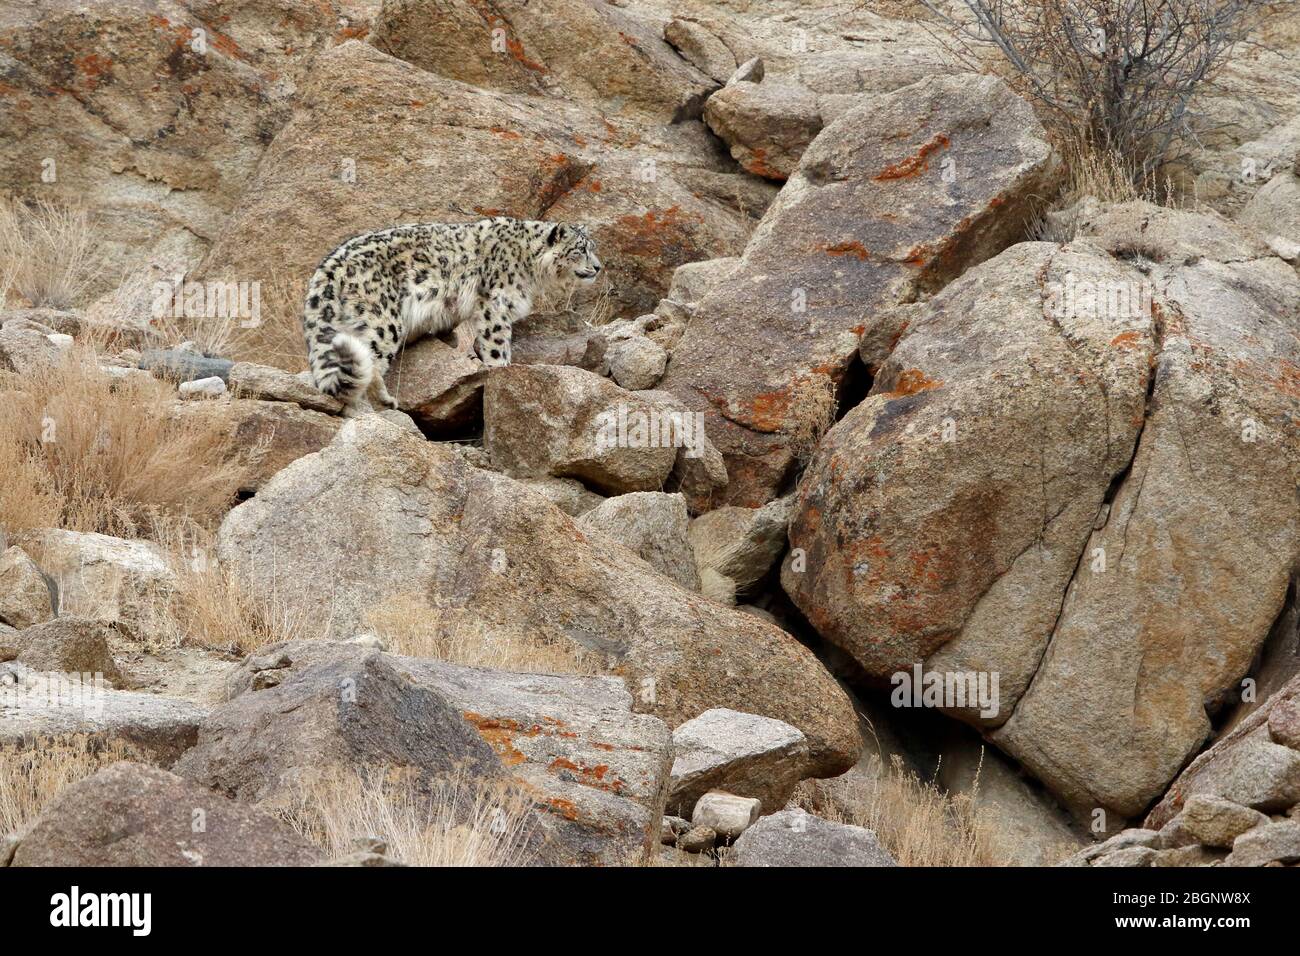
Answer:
[303,217,602,416]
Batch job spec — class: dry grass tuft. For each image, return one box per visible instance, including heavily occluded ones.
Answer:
[365,594,599,674]
[782,373,839,464]
[0,350,248,538]
[792,754,1006,866]
[0,197,103,310]
[281,767,539,867]
[0,737,140,835]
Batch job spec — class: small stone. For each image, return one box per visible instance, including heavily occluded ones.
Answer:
[732,808,897,867]
[691,790,761,840]
[676,825,717,853]
[1174,794,1269,848]
[661,815,689,845]
[178,376,228,399]
[1150,844,1225,867]
[730,56,763,83]
[1268,698,1300,750]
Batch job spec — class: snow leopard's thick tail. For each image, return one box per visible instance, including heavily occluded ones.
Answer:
[314,331,373,410]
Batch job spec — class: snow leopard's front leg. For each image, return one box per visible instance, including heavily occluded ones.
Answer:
[474,296,515,368]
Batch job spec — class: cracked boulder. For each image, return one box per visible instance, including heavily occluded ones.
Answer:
[661,73,1063,508]
[784,240,1155,724]
[214,415,861,774]
[370,0,715,121]
[994,206,1300,820]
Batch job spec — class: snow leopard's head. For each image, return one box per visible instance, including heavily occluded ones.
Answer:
[545,223,602,286]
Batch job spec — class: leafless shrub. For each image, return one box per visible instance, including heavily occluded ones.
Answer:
[0,197,103,309]
[926,1,1282,180]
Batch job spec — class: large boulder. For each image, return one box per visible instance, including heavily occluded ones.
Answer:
[210,640,675,866]
[731,808,897,867]
[13,529,176,633]
[994,207,1300,819]
[483,364,681,495]
[667,708,809,816]
[173,644,504,807]
[784,241,1154,721]
[660,73,1063,508]
[214,416,861,774]
[9,762,321,867]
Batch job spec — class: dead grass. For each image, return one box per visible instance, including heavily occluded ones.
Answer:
[782,373,839,464]
[0,349,248,539]
[0,737,139,835]
[792,754,1006,866]
[365,593,599,674]
[0,197,103,310]
[281,767,539,867]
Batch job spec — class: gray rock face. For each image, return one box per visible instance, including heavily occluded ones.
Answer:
[668,708,809,816]
[217,640,675,866]
[662,74,1063,509]
[732,808,897,867]
[174,645,504,809]
[214,417,862,774]
[0,546,56,629]
[0,662,206,765]
[9,763,321,867]
[577,492,699,590]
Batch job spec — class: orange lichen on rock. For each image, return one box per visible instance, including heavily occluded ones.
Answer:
[742,148,785,180]
[1110,330,1144,350]
[873,134,950,182]
[824,240,870,261]
[889,368,942,395]
[612,205,703,259]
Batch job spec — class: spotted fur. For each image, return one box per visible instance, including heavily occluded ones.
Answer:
[303,217,602,416]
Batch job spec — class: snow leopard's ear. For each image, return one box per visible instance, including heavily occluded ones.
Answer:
[546,223,563,246]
